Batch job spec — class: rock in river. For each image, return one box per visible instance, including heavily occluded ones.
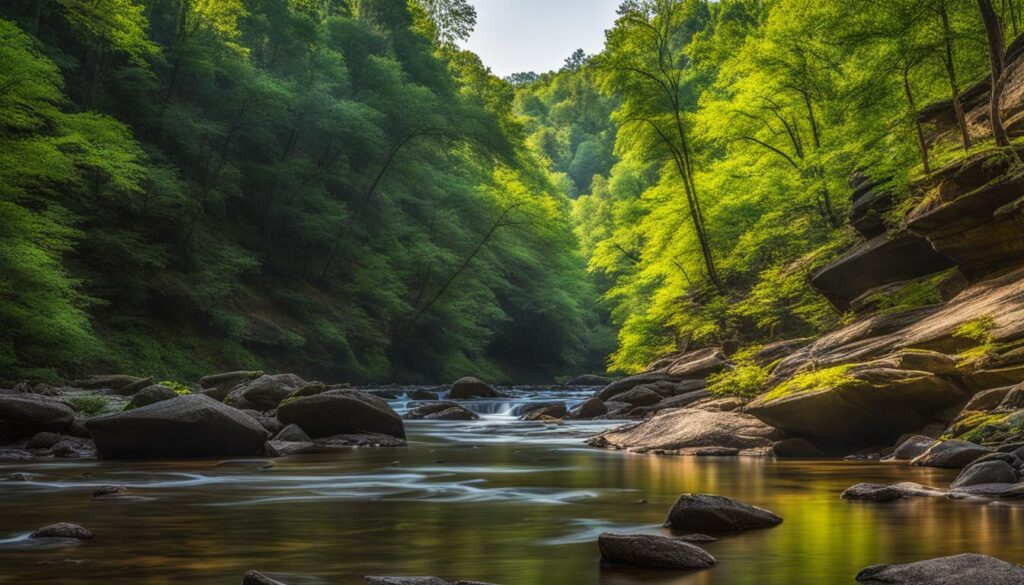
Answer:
[664,494,783,533]
[449,377,499,399]
[950,460,1019,489]
[130,385,179,408]
[30,522,94,540]
[241,571,286,585]
[588,408,783,454]
[0,393,75,441]
[404,402,479,421]
[856,553,1024,584]
[277,390,405,439]
[910,440,991,468]
[86,394,268,459]
[597,532,716,570]
[568,397,607,420]
[841,482,946,502]
[226,374,307,411]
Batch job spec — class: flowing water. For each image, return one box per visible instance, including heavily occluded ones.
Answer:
[1,387,1023,585]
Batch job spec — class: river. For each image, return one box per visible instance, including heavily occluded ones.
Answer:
[1,387,1022,584]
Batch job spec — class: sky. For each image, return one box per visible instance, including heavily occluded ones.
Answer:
[461,0,622,77]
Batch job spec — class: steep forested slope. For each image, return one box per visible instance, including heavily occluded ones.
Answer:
[0,0,609,383]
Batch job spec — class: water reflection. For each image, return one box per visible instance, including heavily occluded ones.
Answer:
[1,398,1023,584]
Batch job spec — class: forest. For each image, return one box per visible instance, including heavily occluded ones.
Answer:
[1,0,1021,386]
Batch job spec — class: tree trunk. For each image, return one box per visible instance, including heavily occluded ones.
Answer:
[978,0,1011,147]
[940,1,972,150]
[904,62,931,174]
[672,111,722,291]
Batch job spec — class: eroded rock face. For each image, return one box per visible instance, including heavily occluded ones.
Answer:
[277,390,405,439]
[588,408,782,454]
[856,553,1024,585]
[86,395,268,459]
[747,366,967,449]
[664,494,782,533]
[597,532,716,570]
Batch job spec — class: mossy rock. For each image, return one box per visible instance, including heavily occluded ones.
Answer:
[956,410,1024,445]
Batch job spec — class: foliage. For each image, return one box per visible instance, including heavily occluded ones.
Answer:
[862,271,947,315]
[761,364,856,402]
[69,394,115,416]
[159,380,193,395]
[706,346,770,398]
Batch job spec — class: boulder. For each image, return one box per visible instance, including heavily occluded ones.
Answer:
[856,553,1024,585]
[566,375,614,386]
[950,460,1019,489]
[449,377,498,399]
[93,485,130,499]
[568,397,607,420]
[614,386,664,407]
[71,375,143,391]
[277,390,405,439]
[30,522,94,540]
[227,374,307,411]
[404,402,479,421]
[131,385,179,408]
[86,395,268,459]
[841,482,946,502]
[891,435,937,460]
[632,390,713,416]
[748,366,968,449]
[597,532,716,570]
[265,440,319,457]
[200,371,262,391]
[589,408,782,453]
[405,389,438,401]
[911,440,992,468]
[664,494,783,533]
[0,394,75,441]
[25,431,62,450]
[520,403,567,421]
[274,424,310,443]
[365,578,496,585]
[110,376,155,397]
[663,348,729,378]
[598,373,679,401]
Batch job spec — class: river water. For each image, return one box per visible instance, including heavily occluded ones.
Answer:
[1,387,1023,584]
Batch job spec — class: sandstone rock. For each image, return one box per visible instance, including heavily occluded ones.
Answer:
[748,366,968,448]
[131,385,179,408]
[566,375,614,386]
[811,232,955,311]
[963,387,1015,412]
[404,402,479,421]
[663,348,728,378]
[664,494,782,533]
[856,553,1024,584]
[950,460,1019,489]
[30,523,94,540]
[614,386,663,407]
[911,440,992,468]
[87,395,268,459]
[449,377,498,399]
[278,390,405,439]
[597,532,716,570]
[568,397,607,420]
[0,394,75,441]
[588,408,782,453]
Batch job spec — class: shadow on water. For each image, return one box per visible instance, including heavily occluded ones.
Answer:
[1,387,1023,584]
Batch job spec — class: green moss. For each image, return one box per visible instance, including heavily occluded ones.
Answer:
[159,380,192,395]
[708,346,771,398]
[957,411,1024,444]
[956,315,996,344]
[69,395,112,416]
[762,365,856,402]
[864,272,946,315]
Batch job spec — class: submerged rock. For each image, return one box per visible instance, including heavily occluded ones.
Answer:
[598,532,716,570]
[365,578,497,585]
[664,493,782,533]
[449,377,498,399]
[277,390,405,439]
[241,571,287,585]
[856,553,1024,584]
[92,485,131,499]
[588,408,782,453]
[30,522,94,540]
[520,402,567,420]
[841,482,946,502]
[86,395,268,459]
